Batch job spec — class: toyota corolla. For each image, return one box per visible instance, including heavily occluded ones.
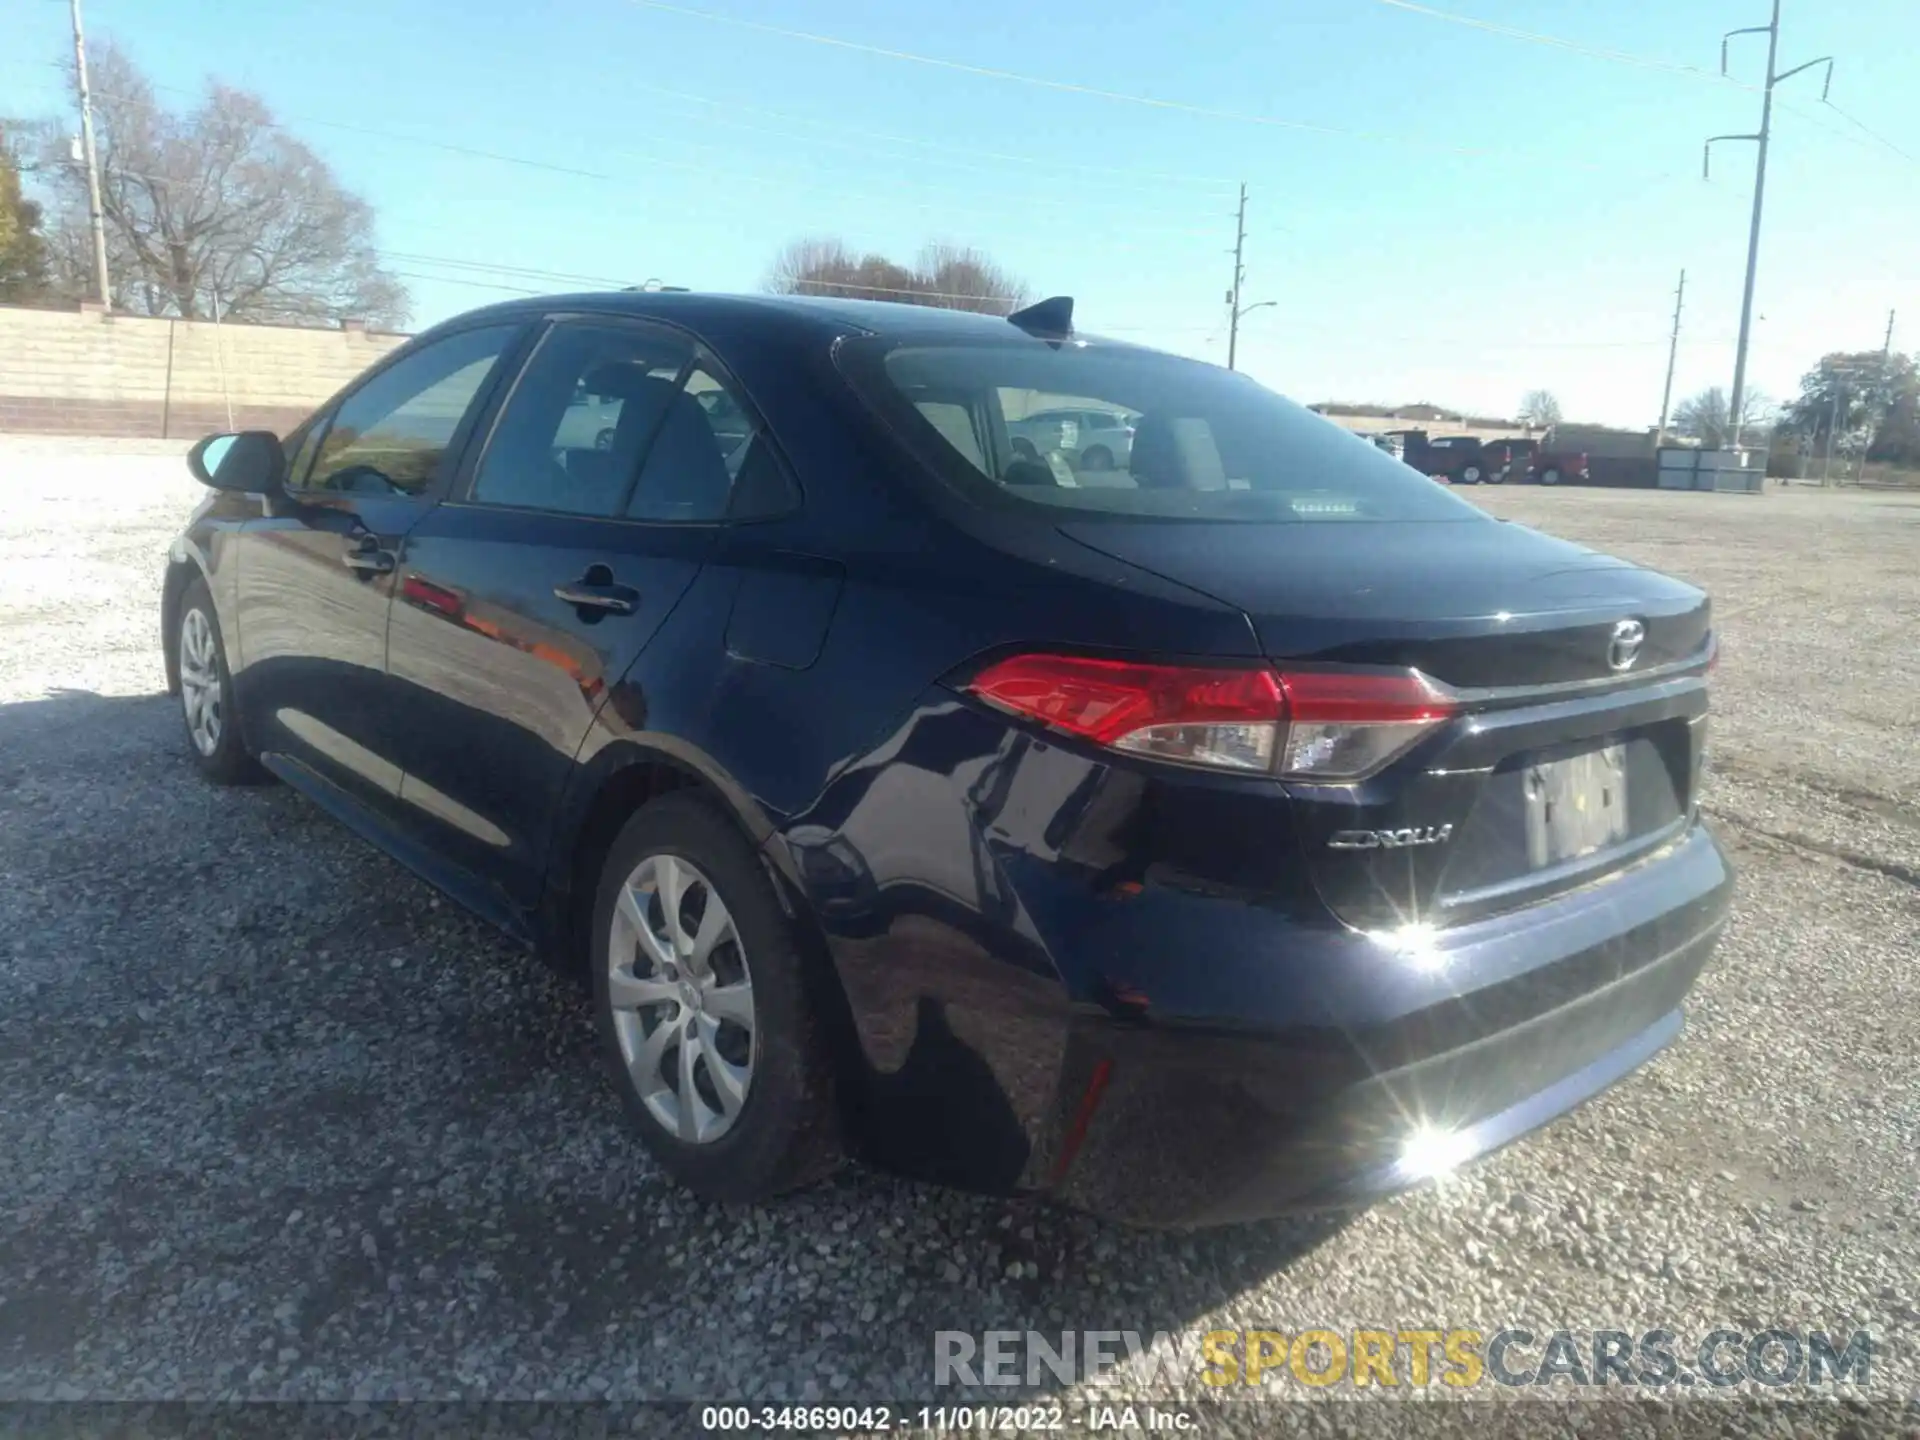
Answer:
[162,290,1729,1226]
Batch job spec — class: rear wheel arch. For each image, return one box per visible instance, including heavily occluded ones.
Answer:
[553,745,867,1135]
[553,746,808,978]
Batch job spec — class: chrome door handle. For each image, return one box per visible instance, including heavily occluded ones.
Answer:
[343,550,394,575]
[554,581,638,615]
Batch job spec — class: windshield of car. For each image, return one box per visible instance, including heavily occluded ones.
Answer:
[843,339,1488,523]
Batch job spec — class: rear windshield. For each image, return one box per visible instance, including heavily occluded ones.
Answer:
[840,338,1488,523]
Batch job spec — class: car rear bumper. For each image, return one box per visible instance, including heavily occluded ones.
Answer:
[1042,822,1731,1227]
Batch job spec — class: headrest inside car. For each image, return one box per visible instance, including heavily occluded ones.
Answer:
[581,363,671,403]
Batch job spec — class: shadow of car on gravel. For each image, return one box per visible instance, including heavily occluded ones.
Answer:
[0,686,1354,1400]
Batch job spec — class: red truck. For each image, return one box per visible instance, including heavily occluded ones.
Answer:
[1481,438,1590,486]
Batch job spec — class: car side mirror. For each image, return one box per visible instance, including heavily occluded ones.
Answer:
[187,431,286,494]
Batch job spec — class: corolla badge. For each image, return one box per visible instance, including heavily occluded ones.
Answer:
[1328,825,1454,851]
[1608,618,1647,671]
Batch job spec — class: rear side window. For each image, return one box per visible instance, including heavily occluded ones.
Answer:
[468,326,797,523]
[626,359,795,523]
[471,324,692,517]
[844,340,1486,523]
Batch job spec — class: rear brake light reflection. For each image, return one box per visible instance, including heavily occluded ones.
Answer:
[964,655,1457,780]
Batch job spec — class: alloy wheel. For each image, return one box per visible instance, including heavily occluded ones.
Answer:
[607,853,756,1144]
[179,608,222,756]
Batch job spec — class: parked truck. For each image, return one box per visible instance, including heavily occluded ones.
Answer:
[1480,438,1592,486]
[1377,430,1491,484]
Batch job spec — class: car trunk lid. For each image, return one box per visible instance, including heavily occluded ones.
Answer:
[1057,517,1713,928]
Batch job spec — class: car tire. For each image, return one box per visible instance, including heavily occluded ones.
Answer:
[175,577,267,785]
[1539,467,1562,486]
[1080,445,1114,472]
[1458,465,1483,484]
[591,791,841,1204]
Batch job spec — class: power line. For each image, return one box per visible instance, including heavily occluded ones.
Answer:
[624,82,1243,190]
[25,56,1235,195]
[374,244,1745,350]
[586,142,1223,238]
[1093,324,1738,349]
[1368,0,1914,168]
[595,133,1227,229]
[385,252,1021,306]
[377,251,644,288]
[385,270,546,296]
[786,278,1018,304]
[1821,98,1916,164]
[69,70,620,181]
[64,66,1222,241]
[623,0,1534,161]
[1369,0,1734,81]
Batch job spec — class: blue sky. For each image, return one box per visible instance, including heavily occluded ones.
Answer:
[6,0,1915,425]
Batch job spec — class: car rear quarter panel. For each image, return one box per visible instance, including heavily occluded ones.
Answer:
[552,338,1278,1188]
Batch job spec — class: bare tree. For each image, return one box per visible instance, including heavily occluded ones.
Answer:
[32,42,405,326]
[1739,385,1779,437]
[1673,386,1731,447]
[1518,389,1562,431]
[914,242,1028,315]
[766,237,856,297]
[766,236,1026,315]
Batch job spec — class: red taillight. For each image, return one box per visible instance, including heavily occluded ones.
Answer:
[965,654,1457,780]
[966,654,1284,772]
[1278,669,1456,780]
[1278,670,1455,724]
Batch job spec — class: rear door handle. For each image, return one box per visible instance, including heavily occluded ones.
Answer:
[343,536,395,575]
[554,580,639,615]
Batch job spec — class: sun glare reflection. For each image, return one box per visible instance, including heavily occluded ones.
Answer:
[1370,921,1447,972]
[1398,1124,1476,1182]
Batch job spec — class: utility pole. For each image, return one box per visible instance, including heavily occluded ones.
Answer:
[1705,1,1833,446]
[1655,268,1687,447]
[1852,308,1896,485]
[1821,383,1842,484]
[1226,183,1247,371]
[1222,183,1277,371]
[68,0,112,308]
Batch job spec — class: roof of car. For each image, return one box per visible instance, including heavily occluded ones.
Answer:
[417,289,1149,350]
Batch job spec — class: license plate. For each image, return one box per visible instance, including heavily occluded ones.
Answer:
[1524,744,1629,868]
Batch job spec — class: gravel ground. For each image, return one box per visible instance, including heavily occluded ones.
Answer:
[2,439,1917,1435]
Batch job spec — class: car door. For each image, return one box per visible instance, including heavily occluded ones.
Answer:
[232,321,525,821]
[383,317,752,914]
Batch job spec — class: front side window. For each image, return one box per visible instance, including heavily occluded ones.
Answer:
[844,340,1487,523]
[471,323,693,517]
[282,421,326,490]
[304,325,519,496]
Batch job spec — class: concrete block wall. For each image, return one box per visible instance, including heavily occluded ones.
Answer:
[0,304,410,439]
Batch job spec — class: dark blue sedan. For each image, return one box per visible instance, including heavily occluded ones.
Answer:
[162,291,1729,1226]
